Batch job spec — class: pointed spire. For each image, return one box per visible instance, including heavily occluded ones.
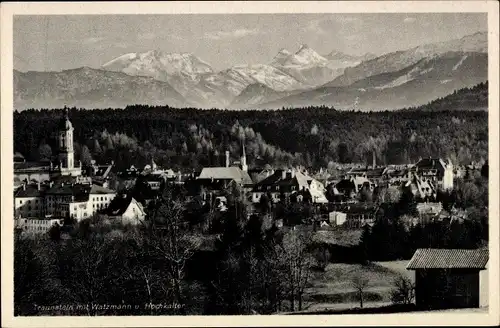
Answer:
[240,141,248,172]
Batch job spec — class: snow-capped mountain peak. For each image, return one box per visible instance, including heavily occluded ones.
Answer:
[278,48,292,55]
[294,44,328,66]
[324,50,377,63]
[272,44,328,67]
[102,50,214,81]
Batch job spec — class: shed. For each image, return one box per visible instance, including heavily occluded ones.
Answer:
[407,248,489,309]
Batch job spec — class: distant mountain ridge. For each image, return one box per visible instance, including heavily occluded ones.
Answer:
[258,51,487,111]
[326,31,487,88]
[14,67,188,110]
[13,31,488,111]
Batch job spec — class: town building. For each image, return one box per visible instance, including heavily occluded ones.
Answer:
[14,182,46,219]
[102,194,146,225]
[196,147,253,192]
[15,217,64,235]
[14,181,116,222]
[410,158,454,190]
[404,173,437,200]
[251,168,328,204]
[407,248,489,309]
[14,109,82,183]
[248,166,275,184]
[333,176,374,200]
[45,183,116,221]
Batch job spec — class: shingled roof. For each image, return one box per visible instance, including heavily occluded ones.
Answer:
[407,248,489,270]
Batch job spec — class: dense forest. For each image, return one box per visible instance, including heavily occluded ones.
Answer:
[14,85,488,171]
[405,82,488,112]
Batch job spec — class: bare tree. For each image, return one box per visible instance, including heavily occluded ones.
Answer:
[278,229,314,311]
[147,189,200,313]
[351,272,370,308]
[57,235,118,315]
[121,228,172,314]
[390,276,415,305]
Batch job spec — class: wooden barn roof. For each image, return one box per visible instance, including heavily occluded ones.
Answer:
[407,248,489,270]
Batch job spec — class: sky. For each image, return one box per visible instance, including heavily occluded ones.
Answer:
[14,13,487,72]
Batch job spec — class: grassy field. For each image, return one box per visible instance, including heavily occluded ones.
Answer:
[303,261,413,312]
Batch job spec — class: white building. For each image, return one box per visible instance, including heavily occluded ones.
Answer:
[14,181,116,222]
[14,182,46,219]
[411,158,454,191]
[15,217,64,235]
[103,194,146,225]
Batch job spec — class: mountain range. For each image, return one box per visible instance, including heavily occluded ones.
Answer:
[13,31,488,111]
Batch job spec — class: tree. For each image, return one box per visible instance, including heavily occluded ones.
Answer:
[93,139,103,155]
[37,143,52,161]
[358,185,373,203]
[390,276,415,305]
[258,193,271,214]
[56,234,121,315]
[120,228,172,315]
[48,223,61,241]
[360,224,372,262]
[80,145,93,167]
[313,245,330,272]
[277,229,314,311]
[337,143,350,163]
[104,134,114,151]
[147,189,200,313]
[351,272,370,308]
[376,186,401,204]
[481,161,488,178]
[14,236,54,315]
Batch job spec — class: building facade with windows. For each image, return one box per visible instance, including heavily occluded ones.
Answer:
[14,181,116,222]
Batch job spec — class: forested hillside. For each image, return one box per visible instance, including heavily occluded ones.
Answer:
[406,82,488,112]
[14,98,488,171]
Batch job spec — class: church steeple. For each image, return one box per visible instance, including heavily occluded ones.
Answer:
[240,142,248,172]
[58,108,75,171]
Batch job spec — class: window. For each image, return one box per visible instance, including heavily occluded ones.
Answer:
[19,200,22,204]
[101,197,103,201]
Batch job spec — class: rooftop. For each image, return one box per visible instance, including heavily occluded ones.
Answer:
[104,194,141,216]
[406,248,489,270]
[413,158,448,171]
[14,184,47,198]
[14,161,51,171]
[198,167,253,185]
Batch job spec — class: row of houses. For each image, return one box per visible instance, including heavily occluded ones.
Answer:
[13,178,146,235]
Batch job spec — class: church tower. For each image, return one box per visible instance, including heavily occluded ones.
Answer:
[57,109,81,176]
[240,143,248,172]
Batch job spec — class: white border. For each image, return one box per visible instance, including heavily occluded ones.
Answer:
[1,2,499,327]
